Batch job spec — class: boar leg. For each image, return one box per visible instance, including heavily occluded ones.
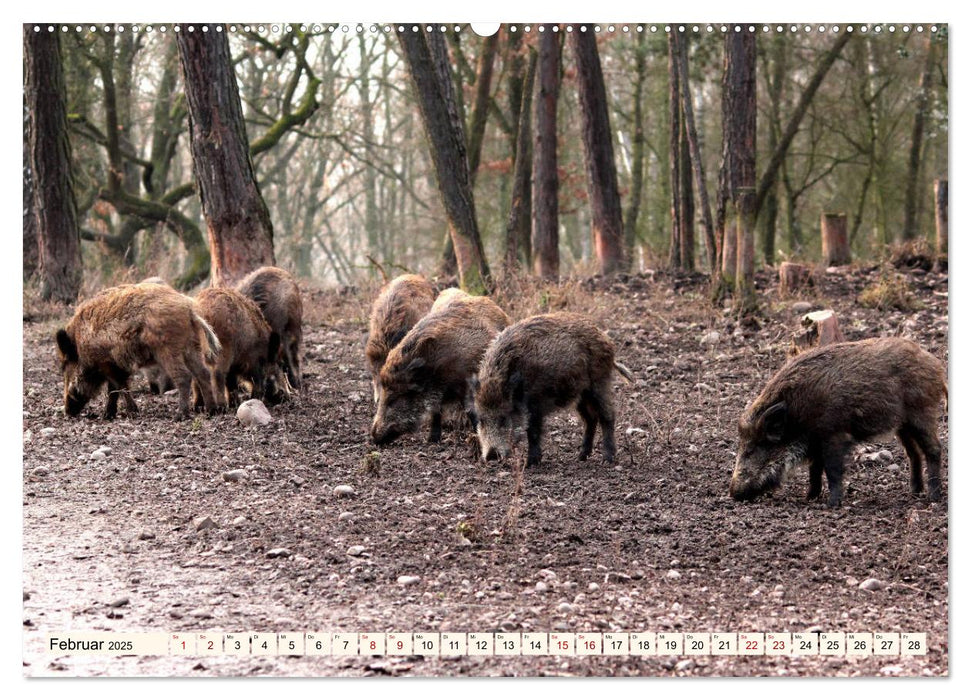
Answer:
[807,456,824,500]
[907,422,942,502]
[588,386,617,464]
[821,438,850,508]
[104,369,135,419]
[210,367,229,412]
[428,411,443,443]
[526,410,544,467]
[898,427,925,495]
[183,353,217,416]
[226,372,241,407]
[577,395,599,461]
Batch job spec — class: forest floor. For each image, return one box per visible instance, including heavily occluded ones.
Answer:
[21,263,949,678]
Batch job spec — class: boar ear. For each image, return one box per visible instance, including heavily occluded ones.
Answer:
[267,332,281,362]
[55,329,78,363]
[761,401,787,443]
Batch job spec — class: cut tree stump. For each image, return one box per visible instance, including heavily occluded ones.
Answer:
[789,309,845,357]
[821,213,851,266]
[778,262,813,297]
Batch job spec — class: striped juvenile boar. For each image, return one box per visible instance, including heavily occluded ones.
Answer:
[194,287,286,409]
[730,337,947,507]
[237,266,303,390]
[474,313,633,467]
[371,293,510,445]
[366,274,435,403]
[54,283,220,419]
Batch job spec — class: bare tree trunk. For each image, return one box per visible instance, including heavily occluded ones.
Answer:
[572,28,625,275]
[623,30,648,261]
[23,99,37,281]
[674,31,717,273]
[667,33,682,270]
[25,26,82,302]
[504,49,536,275]
[723,31,758,314]
[467,32,499,185]
[679,118,695,271]
[902,35,937,242]
[761,33,786,266]
[398,27,491,293]
[935,177,948,264]
[821,213,851,265]
[177,24,275,286]
[532,26,561,280]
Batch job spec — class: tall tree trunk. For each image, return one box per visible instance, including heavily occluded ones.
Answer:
[573,28,625,275]
[177,23,275,286]
[674,31,716,272]
[623,30,648,261]
[761,33,786,266]
[723,31,757,313]
[467,33,499,185]
[358,34,380,260]
[678,116,695,271]
[934,178,947,264]
[667,33,682,270]
[532,26,561,280]
[23,97,37,281]
[504,49,537,275]
[25,26,82,303]
[902,35,937,242]
[398,27,491,293]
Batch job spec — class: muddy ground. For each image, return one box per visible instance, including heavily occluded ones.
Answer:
[21,265,949,677]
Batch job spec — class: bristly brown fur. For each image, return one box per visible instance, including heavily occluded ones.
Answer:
[236,266,304,390]
[733,337,947,506]
[371,293,510,444]
[194,287,287,409]
[365,274,435,386]
[55,282,219,419]
[475,312,628,467]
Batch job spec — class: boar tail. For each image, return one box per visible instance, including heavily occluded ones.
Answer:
[614,361,634,383]
[194,314,222,362]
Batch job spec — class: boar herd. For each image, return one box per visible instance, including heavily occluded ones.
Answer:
[53,269,947,508]
[54,267,301,420]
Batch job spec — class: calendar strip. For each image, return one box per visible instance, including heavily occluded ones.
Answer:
[33,632,928,657]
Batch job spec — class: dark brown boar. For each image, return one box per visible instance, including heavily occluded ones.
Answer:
[236,266,303,390]
[365,274,435,402]
[54,283,220,419]
[371,294,510,445]
[193,287,286,409]
[474,313,633,467]
[730,337,947,507]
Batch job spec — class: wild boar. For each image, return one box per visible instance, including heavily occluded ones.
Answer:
[730,337,947,507]
[236,266,303,390]
[54,283,220,419]
[365,274,435,402]
[193,287,286,409]
[430,286,468,313]
[474,313,633,467]
[371,293,510,445]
